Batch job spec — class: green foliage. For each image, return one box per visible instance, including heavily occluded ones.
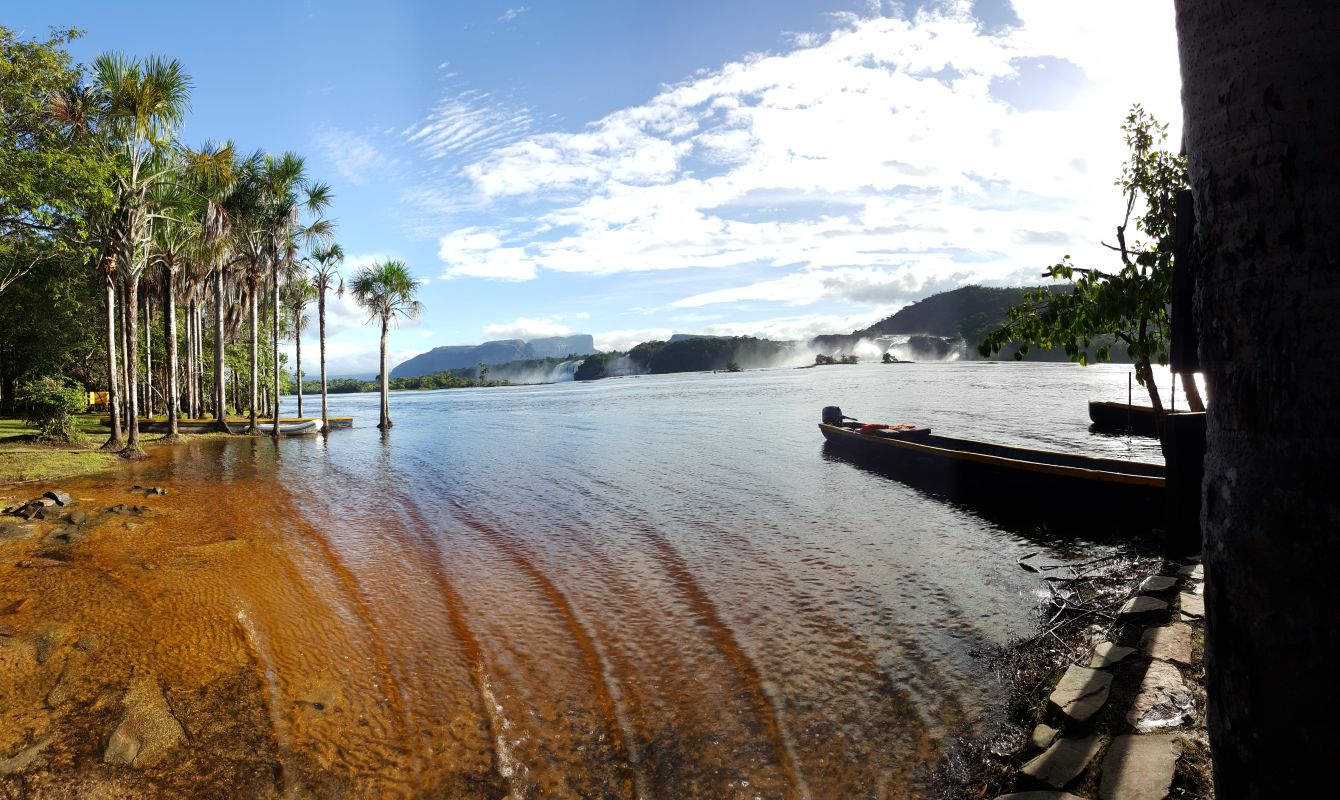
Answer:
[575,352,615,381]
[350,260,422,326]
[17,375,86,443]
[980,105,1186,392]
[648,336,789,373]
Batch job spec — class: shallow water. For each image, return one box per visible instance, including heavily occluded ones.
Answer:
[2,362,1171,797]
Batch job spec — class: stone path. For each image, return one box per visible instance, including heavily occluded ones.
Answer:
[995,555,1207,799]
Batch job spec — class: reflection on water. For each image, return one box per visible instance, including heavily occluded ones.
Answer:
[2,362,1157,797]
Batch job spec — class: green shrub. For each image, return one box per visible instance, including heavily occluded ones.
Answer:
[17,376,86,444]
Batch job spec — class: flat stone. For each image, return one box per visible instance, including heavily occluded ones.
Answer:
[997,794,1091,800]
[1090,642,1137,668]
[1117,596,1168,618]
[1049,665,1113,723]
[1141,624,1193,666]
[0,523,33,542]
[1031,723,1060,750]
[17,557,65,568]
[1178,592,1204,618]
[43,489,73,506]
[0,737,53,776]
[4,597,33,614]
[104,676,185,766]
[1137,575,1178,594]
[1177,564,1203,579]
[1099,734,1181,800]
[1125,661,1195,732]
[66,510,88,525]
[1021,735,1105,788]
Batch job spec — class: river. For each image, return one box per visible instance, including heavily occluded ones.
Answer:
[3,361,1176,798]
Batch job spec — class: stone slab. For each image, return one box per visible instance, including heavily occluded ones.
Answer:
[1140,624,1193,666]
[1177,563,1203,579]
[1031,723,1060,750]
[1178,592,1204,618]
[997,793,1091,800]
[1117,596,1168,618]
[1090,642,1137,669]
[1125,661,1195,732]
[1021,735,1105,789]
[1099,734,1181,800]
[1137,575,1178,594]
[1050,665,1113,723]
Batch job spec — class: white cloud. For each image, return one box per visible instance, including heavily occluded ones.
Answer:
[417,0,1179,297]
[498,6,527,23]
[403,85,537,165]
[484,316,573,340]
[312,127,394,186]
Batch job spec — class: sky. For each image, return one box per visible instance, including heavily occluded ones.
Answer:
[9,0,1183,375]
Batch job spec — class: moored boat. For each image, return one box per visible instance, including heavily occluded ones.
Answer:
[1088,400,1200,437]
[819,406,1164,508]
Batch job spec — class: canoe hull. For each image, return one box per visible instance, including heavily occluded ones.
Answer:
[819,422,1165,511]
[1088,401,1200,437]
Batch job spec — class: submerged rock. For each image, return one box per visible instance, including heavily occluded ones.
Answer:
[0,737,53,776]
[103,676,186,766]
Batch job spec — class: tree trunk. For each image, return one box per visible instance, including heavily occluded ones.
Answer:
[271,271,281,438]
[213,268,229,431]
[1176,1,1340,796]
[120,280,131,428]
[295,310,303,418]
[1179,372,1206,412]
[103,274,124,450]
[378,315,391,429]
[123,272,142,454]
[144,295,152,418]
[248,286,259,434]
[319,290,328,432]
[164,271,179,439]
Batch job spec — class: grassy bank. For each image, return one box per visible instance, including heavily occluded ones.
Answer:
[0,414,213,486]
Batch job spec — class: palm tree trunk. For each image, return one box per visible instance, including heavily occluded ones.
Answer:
[185,298,195,419]
[103,274,124,450]
[378,315,390,429]
[120,280,131,425]
[319,290,328,432]
[1176,0,1340,795]
[295,309,303,418]
[212,268,228,431]
[144,295,152,418]
[271,270,281,437]
[164,271,179,439]
[123,272,142,454]
[248,286,259,434]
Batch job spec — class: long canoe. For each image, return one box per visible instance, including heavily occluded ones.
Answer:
[1088,401,1201,437]
[819,406,1164,508]
[100,417,352,433]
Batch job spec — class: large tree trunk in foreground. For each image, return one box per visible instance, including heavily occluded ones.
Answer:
[1176,1,1340,796]
[103,274,124,450]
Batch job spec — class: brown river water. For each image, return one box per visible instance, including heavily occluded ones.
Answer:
[0,362,1174,798]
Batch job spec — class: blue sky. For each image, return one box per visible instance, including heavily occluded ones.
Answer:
[11,1,1181,375]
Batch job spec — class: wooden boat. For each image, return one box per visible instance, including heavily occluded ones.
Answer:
[1088,401,1200,437]
[819,406,1164,507]
[100,417,348,434]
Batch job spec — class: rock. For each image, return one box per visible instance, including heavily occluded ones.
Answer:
[1,522,34,542]
[103,676,185,766]
[0,625,15,637]
[1140,624,1193,666]
[4,597,33,614]
[1030,723,1060,750]
[1099,734,1181,800]
[1117,596,1168,618]
[1137,575,1178,594]
[66,510,88,525]
[36,497,57,508]
[1049,665,1113,723]
[43,489,73,506]
[0,737,53,776]
[997,794,1091,800]
[17,557,65,568]
[1178,592,1204,618]
[1021,735,1105,789]
[1177,563,1203,579]
[1090,643,1137,669]
[44,526,88,546]
[1125,660,1195,732]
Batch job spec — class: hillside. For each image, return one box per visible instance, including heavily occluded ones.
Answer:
[390,335,597,378]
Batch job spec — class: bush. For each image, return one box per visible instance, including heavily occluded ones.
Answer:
[17,376,86,444]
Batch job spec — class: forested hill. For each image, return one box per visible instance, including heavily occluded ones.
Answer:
[859,285,1054,345]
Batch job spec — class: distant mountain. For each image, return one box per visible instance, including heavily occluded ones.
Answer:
[391,335,597,378]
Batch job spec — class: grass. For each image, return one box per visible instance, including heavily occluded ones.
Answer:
[0,413,226,486]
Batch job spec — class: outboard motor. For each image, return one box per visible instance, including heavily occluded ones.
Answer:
[822,406,849,426]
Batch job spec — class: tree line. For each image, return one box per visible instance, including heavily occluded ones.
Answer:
[0,26,421,445]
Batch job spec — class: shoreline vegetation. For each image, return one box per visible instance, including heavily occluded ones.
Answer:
[0,415,228,486]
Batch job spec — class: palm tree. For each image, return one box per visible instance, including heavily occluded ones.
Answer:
[147,168,200,440]
[91,52,191,455]
[349,260,422,430]
[186,141,242,432]
[307,243,343,431]
[282,275,316,418]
